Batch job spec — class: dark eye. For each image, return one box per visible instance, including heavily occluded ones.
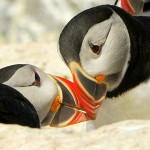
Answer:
[90,43,103,55]
[35,72,40,82]
[33,71,40,86]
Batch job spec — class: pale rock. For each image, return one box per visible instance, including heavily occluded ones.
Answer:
[0,43,71,78]
[0,120,150,150]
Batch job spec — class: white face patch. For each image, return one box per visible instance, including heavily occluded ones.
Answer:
[4,65,35,87]
[79,12,130,91]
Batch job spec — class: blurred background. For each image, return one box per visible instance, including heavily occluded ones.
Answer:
[0,0,115,44]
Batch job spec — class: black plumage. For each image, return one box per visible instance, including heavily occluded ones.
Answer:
[0,83,40,128]
[144,1,150,12]
[106,5,150,97]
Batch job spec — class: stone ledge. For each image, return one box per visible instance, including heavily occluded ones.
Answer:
[0,120,150,150]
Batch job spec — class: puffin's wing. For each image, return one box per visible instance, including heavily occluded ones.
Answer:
[135,16,150,28]
[0,84,40,128]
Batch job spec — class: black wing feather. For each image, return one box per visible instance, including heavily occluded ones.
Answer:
[0,84,40,128]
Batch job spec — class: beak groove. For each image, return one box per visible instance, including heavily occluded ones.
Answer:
[48,61,107,127]
[69,62,107,120]
[49,76,88,127]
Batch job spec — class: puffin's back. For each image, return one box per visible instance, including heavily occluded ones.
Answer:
[135,16,150,29]
[105,5,150,97]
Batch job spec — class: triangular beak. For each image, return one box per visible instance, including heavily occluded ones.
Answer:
[49,76,90,127]
[47,62,107,127]
[69,62,107,120]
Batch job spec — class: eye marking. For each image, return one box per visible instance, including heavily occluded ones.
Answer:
[89,23,112,56]
[32,69,41,86]
[90,43,103,55]
[35,71,40,82]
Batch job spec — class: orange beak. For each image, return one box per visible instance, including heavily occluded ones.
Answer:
[51,76,90,127]
[69,62,107,121]
[48,75,106,127]
[48,62,107,127]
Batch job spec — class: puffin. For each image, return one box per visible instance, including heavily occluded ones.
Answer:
[0,64,106,128]
[58,5,150,127]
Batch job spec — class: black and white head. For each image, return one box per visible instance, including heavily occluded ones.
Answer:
[78,8,130,91]
[1,64,58,123]
[59,5,150,98]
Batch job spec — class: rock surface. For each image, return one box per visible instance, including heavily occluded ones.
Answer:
[0,120,150,150]
[0,43,71,78]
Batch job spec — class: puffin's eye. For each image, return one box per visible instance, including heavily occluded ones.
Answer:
[90,43,102,55]
[33,71,40,86]
[35,72,40,82]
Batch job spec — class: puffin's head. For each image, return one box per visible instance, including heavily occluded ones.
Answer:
[59,5,130,96]
[2,64,101,127]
